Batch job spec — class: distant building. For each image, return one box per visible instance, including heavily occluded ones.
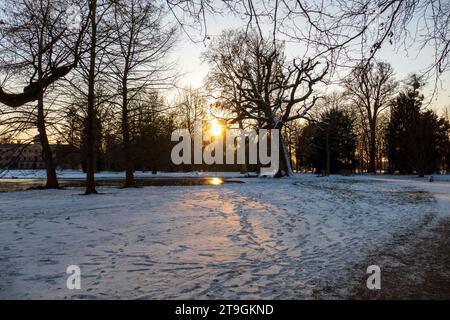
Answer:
[0,142,82,170]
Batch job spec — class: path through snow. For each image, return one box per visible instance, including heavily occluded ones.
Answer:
[0,175,447,299]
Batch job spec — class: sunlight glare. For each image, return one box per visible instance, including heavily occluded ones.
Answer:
[210,178,223,185]
[210,119,223,137]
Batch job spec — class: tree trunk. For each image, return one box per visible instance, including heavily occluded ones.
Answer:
[368,121,377,174]
[285,126,294,173]
[35,17,58,189]
[275,130,293,178]
[122,90,135,187]
[120,36,135,187]
[238,119,247,174]
[85,0,98,195]
[325,126,330,176]
[37,94,59,188]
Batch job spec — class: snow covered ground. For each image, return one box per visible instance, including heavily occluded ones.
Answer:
[0,169,249,179]
[0,174,449,299]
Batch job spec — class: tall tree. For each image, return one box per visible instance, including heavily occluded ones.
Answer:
[385,75,450,175]
[106,0,176,187]
[84,0,99,194]
[204,29,328,177]
[0,0,88,187]
[66,0,114,194]
[385,75,424,174]
[344,61,397,173]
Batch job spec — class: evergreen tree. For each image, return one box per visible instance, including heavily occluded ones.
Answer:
[298,108,357,174]
[385,75,424,174]
[385,75,450,175]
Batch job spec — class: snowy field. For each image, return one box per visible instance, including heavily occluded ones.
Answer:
[0,174,449,299]
[0,169,249,179]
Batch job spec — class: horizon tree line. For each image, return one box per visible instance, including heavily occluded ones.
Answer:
[297,73,450,175]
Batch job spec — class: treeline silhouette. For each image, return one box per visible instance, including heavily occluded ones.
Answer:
[297,74,450,175]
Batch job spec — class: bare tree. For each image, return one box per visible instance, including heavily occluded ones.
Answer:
[84,0,101,194]
[63,0,115,194]
[0,0,90,187]
[275,0,450,81]
[343,61,397,173]
[0,0,89,108]
[175,87,206,135]
[204,29,328,176]
[105,0,177,187]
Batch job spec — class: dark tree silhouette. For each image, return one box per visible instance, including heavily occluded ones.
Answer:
[298,108,357,174]
[204,29,328,177]
[385,75,450,176]
[344,61,397,173]
[0,0,89,188]
[105,0,176,187]
[0,0,89,108]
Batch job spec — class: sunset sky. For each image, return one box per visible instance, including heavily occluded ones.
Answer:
[174,12,450,114]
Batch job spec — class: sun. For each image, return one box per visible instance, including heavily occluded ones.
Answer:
[210,119,223,137]
[210,178,223,185]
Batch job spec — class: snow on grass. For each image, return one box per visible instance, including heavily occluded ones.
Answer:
[0,169,251,180]
[0,174,448,299]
